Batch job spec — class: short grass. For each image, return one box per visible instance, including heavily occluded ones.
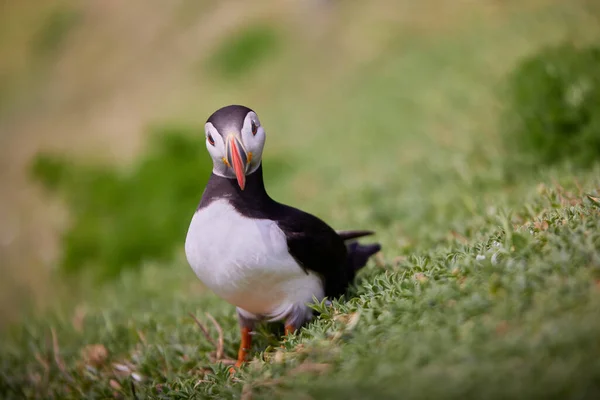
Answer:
[2,170,599,399]
[2,1,600,399]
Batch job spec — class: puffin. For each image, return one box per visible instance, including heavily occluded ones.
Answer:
[184,105,381,369]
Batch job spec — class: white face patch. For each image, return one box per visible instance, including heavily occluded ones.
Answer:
[204,122,230,178]
[204,111,266,179]
[239,111,265,175]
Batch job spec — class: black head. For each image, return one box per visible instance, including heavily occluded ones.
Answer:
[207,105,254,134]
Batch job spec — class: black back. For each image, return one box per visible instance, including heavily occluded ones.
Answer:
[198,164,351,298]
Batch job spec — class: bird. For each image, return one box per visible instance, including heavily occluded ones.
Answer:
[184,105,381,369]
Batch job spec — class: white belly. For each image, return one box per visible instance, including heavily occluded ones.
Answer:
[184,199,324,319]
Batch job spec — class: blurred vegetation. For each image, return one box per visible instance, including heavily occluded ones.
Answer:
[30,126,293,279]
[502,42,600,168]
[30,126,211,279]
[0,3,80,114]
[3,1,600,399]
[5,170,600,399]
[32,7,80,58]
[206,24,281,80]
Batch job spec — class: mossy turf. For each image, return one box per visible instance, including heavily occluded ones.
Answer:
[2,2,600,399]
[2,173,599,399]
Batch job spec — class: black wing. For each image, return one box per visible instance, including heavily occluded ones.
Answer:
[275,205,351,298]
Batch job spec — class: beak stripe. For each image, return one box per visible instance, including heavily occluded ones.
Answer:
[226,135,248,190]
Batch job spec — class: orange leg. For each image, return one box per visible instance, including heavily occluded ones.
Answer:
[235,327,252,368]
[280,323,296,349]
[284,324,296,336]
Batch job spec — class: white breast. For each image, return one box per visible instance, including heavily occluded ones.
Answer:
[184,199,324,319]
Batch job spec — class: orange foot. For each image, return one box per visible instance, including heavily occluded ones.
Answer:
[229,327,251,375]
[284,324,296,336]
[280,323,297,349]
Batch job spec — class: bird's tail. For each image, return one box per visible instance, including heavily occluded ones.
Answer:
[337,230,375,241]
[340,229,381,280]
[346,241,381,272]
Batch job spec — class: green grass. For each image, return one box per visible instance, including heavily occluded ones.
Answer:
[501,42,600,168]
[32,6,80,59]
[29,126,214,279]
[1,172,599,399]
[2,1,600,399]
[206,24,282,80]
[28,126,296,279]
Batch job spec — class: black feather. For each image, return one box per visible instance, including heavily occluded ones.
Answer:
[198,164,380,298]
[337,230,375,241]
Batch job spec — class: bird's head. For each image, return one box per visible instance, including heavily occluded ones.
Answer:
[204,105,266,190]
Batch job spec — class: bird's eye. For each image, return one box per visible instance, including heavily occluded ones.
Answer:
[251,121,258,136]
[207,134,215,146]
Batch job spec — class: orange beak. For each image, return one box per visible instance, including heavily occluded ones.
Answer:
[226,135,248,190]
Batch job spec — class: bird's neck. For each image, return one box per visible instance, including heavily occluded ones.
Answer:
[199,163,274,211]
[233,163,270,200]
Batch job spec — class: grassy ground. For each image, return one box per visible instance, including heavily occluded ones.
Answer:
[2,1,600,399]
[2,174,599,399]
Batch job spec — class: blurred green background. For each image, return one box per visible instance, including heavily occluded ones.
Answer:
[1,0,599,328]
[1,1,600,398]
